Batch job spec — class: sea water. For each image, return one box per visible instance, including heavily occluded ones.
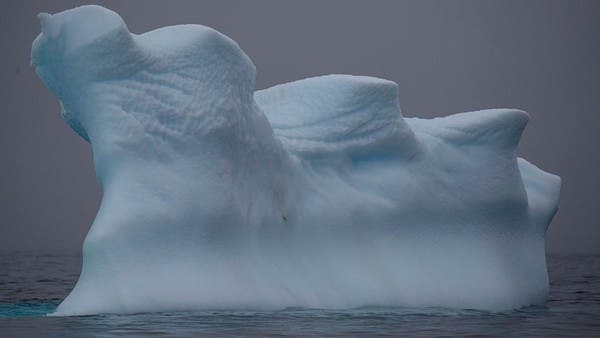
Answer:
[0,252,598,337]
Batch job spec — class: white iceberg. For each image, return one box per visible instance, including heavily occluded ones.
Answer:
[31,5,560,315]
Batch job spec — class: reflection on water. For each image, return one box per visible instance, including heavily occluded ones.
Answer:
[1,253,599,337]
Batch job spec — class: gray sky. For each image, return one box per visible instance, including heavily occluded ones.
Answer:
[0,0,598,254]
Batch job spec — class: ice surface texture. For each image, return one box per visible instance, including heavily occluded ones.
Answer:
[31,5,561,315]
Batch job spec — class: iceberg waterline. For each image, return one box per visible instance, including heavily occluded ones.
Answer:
[31,5,560,315]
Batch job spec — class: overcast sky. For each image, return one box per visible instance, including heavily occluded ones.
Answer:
[0,0,598,254]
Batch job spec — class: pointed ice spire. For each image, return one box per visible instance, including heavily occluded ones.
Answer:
[38,13,61,39]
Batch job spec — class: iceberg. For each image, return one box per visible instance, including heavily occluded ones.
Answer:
[31,5,560,315]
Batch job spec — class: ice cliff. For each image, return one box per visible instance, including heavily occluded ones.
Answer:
[31,5,561,315]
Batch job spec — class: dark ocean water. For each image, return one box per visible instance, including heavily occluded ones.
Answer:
[0,253,599,337]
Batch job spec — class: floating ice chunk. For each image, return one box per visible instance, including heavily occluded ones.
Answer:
[31,5,560,315]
